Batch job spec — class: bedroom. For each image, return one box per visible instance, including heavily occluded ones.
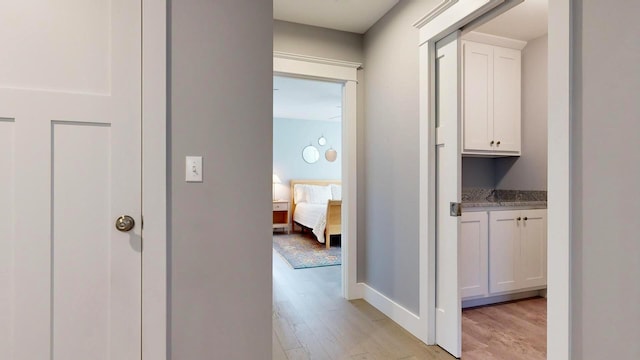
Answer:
[272,75,344,270]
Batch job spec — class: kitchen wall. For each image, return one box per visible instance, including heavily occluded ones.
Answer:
[273,117,342,200]
[273,20,369,282]
[169,0,272,358]
[571,1,640,358]
[363,0,441,314]
[495,34,548,190]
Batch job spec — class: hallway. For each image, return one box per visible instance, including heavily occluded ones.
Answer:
[272,251,454,359]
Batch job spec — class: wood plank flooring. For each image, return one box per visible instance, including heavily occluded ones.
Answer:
[462,297,547,360]
[273,249,546,359]
[272,250,454,360]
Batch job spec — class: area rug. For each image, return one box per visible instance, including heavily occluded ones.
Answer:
[273,232,341,269]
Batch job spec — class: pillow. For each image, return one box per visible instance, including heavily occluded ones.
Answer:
[293,184,307,204]
[330,184,342,200]
[305,185,332,204]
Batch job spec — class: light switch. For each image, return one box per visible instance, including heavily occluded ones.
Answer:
[185,156,203,182]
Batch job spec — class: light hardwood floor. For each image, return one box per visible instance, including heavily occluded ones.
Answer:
[273,249,546,360]
[462,297,547,360]
[272,250,454,360]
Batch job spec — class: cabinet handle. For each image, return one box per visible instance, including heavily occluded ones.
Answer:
[524,217,528,221]
[490,140,495,145]
[517,217,521,221]
[496,141,501,145]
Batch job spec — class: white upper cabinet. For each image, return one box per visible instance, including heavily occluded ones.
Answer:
[462,33,524,156]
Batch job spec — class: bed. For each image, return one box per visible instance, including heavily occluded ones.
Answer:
[290,180,342,248]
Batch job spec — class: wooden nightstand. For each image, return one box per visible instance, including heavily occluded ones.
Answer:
[272,200,290,233]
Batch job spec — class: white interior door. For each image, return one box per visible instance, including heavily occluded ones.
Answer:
[435,31,462,358]
[0,1,142,359]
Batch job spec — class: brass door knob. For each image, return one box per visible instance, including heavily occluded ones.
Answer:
[115,215,135,232]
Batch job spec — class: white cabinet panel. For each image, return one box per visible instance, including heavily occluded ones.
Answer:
[489,210,521,293]
[460,212,488,299]
[489,209,547,295]
[520,209,547,288]
[493,47,521,152]
[462,41,493,152]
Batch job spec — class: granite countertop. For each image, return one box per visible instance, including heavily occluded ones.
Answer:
[462,188,547,209]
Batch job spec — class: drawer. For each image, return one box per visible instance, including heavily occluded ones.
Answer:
[273,202,288,211]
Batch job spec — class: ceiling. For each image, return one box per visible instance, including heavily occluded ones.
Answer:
[273,1,548,122]
[273,0,399,34]
[273,76,343,122]
[474,0,548,42]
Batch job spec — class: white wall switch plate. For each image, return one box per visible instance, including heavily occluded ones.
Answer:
[185,156,203,182]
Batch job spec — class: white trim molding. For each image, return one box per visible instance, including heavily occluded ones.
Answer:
[274,52,361,83]
[415,0,505,45]
[413,0,459,29]
[141,0,167,359]
[274,52,360,300]
[463,31,527,50]
[357,283,427,340]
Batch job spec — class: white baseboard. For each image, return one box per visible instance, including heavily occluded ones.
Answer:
[356,283,427,343]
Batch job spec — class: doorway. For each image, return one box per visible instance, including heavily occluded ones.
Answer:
[272,75,344,269]
[458,2,549,358]
[273,52,361,299]
[415,0,570,359]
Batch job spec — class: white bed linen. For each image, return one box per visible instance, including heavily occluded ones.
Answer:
[293,202,327,244]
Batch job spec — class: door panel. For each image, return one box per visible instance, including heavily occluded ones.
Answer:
[0,1,142,359]
[52,123,112,359]
[0,118,15,359]
[489,210,520,293]
[435,31,462,358]
[520,210,547,288]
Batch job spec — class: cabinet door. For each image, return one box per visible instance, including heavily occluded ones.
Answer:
[462,41,493,152]
[489,210,521,293]
[460,212,488,299]
[519,209,547,288]
[492,46,521,153]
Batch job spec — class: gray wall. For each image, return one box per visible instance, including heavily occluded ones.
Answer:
[169,1,272,358]
[274,20,364,63]
[362,0,441,314]
[462,158,496,189]
[273,117,342,200]
[495,34,548,190]
[273,20,369,282]
[572,1,640,359]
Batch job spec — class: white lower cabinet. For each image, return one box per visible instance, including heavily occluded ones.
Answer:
[461,208,547,302]
[460,212,489,298]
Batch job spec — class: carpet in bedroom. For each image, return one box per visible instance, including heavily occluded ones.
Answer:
[272,232,341,269]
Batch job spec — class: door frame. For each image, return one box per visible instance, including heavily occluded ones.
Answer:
[273,52,361,299]
[414,1,572,359]
[141,1,167,359]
